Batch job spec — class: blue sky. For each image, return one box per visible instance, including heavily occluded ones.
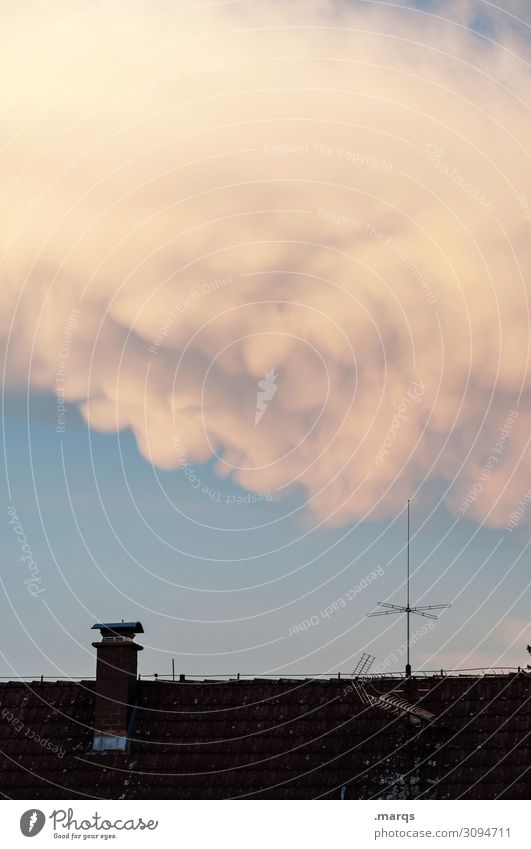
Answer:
[1,391,528,679]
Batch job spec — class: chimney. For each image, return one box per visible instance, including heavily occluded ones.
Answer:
[90,621,143,751]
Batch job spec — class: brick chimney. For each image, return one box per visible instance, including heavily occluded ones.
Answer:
[91,621,143,751]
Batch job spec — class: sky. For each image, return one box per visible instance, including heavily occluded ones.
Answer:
[1,0,530,680]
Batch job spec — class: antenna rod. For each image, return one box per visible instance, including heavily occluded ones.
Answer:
[367,499,451,679]
[406,499,411,678]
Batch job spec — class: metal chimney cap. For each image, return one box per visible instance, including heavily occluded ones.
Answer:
[91,621,144,634]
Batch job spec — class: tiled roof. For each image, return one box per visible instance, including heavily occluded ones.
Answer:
[0,674,529,799]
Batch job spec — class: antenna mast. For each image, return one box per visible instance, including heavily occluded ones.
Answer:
[406,498,411,678]
[368,500,451,678]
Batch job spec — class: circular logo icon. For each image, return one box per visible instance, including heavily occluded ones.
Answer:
[20,810,46,837]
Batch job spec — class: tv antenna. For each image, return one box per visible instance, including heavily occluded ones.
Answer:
[367,500,451,677]
[352,651,375,678]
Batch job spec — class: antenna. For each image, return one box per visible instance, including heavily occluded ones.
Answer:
[367,500,451,677]
[352,651,375,678]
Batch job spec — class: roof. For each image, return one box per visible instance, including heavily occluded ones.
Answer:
[0,674,529,800]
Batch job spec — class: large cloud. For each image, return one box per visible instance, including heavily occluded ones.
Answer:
[1,0,531,527]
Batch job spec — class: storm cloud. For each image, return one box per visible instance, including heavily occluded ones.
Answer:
[2,0,531,528]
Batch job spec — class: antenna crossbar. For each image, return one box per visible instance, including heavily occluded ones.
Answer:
[368,609,402,616]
